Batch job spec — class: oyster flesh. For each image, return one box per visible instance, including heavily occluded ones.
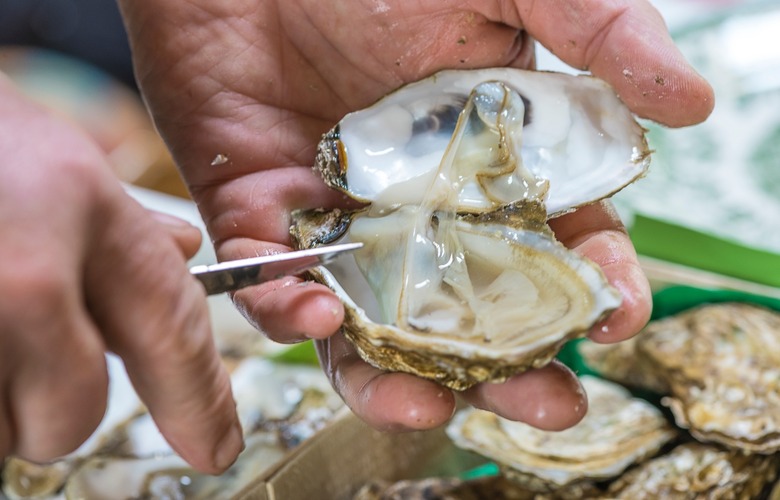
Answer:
[317,68,649,217]
[444,376,677,493]
[296,68,649,389]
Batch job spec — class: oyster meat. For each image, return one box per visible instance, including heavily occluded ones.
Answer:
[296,68,649,389]
[317,68,649,217]
[444,376,677,493]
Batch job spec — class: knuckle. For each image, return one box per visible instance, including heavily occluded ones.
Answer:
[0,261,73,321]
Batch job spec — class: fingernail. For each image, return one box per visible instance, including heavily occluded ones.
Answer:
[150,210,195,228]
[215,421,244,471]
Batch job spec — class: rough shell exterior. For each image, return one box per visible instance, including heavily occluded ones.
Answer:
[603,443,780,499]
[445,377,677,492]
[579,302,780,454]
[640,302,780,454]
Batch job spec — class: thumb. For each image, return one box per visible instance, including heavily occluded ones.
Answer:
[514,0,714,127]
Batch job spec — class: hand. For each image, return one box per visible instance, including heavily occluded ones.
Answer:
[0,77,241,473]
[118,0,713,431]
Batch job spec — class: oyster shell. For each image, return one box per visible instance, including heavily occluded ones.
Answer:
[2,357,342,500]
[317,68,649,217]
[444,376,677,493]
[297,69,647,389]
[577,302,780,454]
[294,205,620,390]
[602,442,780,499]
[578,336,671,394]
[638,302,780,454]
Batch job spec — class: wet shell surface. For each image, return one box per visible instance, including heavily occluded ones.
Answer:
[581,302,780,454]
[317,68,649,217]
[602,442,780,499]
[296,68,649,389]
[444,376,677,492]
[639,302,780,454]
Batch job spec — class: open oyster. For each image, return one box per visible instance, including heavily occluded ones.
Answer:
[445,376,677,493]
[296,68,649,389]
[317,68,649,217]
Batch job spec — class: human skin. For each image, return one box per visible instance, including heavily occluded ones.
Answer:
[116,0,713,471]
[0,75,242,474]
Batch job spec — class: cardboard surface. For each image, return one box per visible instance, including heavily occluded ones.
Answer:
[234,407,482,500]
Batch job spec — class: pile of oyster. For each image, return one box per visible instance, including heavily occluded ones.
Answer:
[580,302,780,455]
[370,302,780,499]
[1,355,344,499]
[293,68,650,390]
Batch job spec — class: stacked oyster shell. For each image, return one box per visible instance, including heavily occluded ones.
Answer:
[1,357,344,500]
[414,302,780,499]
[446,376,678,497]
[294,68,650,389]
[580,302,780,454]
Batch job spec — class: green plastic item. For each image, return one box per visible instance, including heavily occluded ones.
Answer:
[629,214,780,288]
[269,340,319,365]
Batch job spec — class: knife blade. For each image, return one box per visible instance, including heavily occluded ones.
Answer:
[190,242,362,295]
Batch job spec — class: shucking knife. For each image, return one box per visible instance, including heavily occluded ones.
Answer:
[190,242,362,295]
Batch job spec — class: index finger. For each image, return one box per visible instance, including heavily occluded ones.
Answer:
[512,0,714,127]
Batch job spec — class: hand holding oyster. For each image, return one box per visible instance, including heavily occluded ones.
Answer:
[293,68,650,390]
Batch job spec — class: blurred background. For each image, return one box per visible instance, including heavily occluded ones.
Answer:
[0,0,189,197]
[1,0,779,293]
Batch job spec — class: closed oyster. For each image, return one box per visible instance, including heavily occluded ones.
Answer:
[602,442,780,499]
[638,302,780,454]
[297,69,648,389]
[444,376,677,493]
[578,336,671,394]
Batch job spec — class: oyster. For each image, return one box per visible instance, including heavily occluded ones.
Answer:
[317,68,649,217]
[444,376,677,493]
[578,302,780,454]
[296,68,648,389]
[578,336,671,394]
[638,302,780,454]
[602,442,780,499]
[2,357,342,500]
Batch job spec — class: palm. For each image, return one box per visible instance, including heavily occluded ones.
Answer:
[119,0,713,432]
